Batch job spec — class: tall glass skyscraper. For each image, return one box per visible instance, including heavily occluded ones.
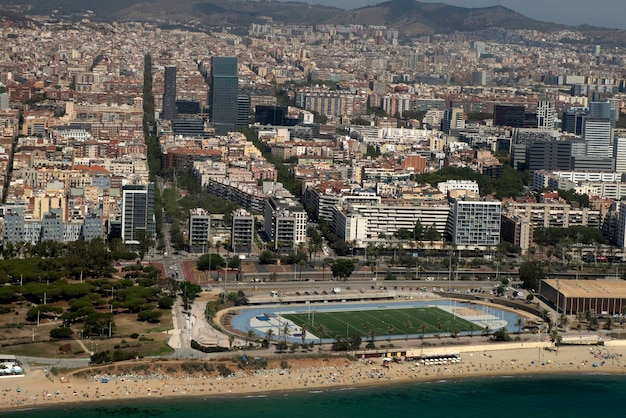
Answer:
[209,56,238,135]
[162,65,177,120]
[121,183,155,245]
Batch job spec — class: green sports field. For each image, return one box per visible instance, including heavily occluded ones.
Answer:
[282,307,476,340]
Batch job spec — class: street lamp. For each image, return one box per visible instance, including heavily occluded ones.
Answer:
[224,255,229,295]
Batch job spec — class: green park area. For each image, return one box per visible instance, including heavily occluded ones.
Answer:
[282,307,476,340]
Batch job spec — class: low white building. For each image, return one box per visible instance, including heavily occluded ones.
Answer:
[437,180,480,195]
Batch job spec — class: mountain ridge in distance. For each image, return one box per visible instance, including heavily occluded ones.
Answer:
[0,0,624,43]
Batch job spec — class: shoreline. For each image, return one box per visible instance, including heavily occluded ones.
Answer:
[2,343,626,412]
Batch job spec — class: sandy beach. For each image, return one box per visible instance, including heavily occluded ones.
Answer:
[2,341,626,411]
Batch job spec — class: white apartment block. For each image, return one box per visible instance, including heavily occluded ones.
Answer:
[349,126,439,144]
[533,170,623,191]
[264,196,307,250]
[449,197,501,248]
[437,180,480,195]
[575,182,626,200]
[504,202,602,229]
[331,202,451,242]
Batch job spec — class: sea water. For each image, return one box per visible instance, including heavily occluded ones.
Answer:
[6,374,624,417]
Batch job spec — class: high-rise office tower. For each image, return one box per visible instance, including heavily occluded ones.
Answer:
[614,137,626,173]
[537,101,555,130]
[237,94,251,126]
[441,107,464,134]
[493,104,525,128]
[583,118,613,159]
[209,56,238,135]
[162,66,177,120]
[471,70,487,86]
[590,101,612,119]
[562,107,589,135]
[121,183,155,245]
[525,140,572,172]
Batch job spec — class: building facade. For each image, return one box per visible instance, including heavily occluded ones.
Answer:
[231,208,255,253]
[263,196,307,251]
[449,197,501,248]
[209,56,238,135]
[188,208,211,253]
[162,65,177,120]
[121,183,155,246]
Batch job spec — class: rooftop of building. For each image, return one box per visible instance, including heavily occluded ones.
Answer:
[544,278,626,299]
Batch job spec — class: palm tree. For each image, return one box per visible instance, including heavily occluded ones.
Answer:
[482,326,491,337]
[298,259,307,280]
[300,324,307,346]
[469,323,475,338]
[549,329,561,351]
[436,320,444,338]
[588,316,599,331]
[369,328,376,343]
[246,329,255,348]
[366,242,377,261]
[405,319,412,341]
[322,258,334,281]
[266,328,274,342]
[420,323,427,340]
[387,325,394,342]
[317,324,328,346]
[559,313,568,329]
[228,334,235,349]
[515,317,524,334]
[282,323,290,344]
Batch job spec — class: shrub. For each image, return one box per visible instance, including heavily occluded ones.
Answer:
[181,362,200,374]
[158,296,174,309]
[216,363,232,377]
[190,339,229,353]
[130,333,139,339]
[50,327,73,339]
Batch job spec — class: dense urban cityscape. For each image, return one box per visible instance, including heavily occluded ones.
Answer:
[2,1,626,414]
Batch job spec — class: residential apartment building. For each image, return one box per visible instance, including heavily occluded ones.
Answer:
[503,201,602,230]
[263,196,307,251]
[188,208,211,253]
[231,208,255,253]
[437,180,480,196]
[331,201,451,242]
[448,197,501,248]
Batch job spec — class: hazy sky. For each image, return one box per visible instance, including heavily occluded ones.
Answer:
[287,0,626,30]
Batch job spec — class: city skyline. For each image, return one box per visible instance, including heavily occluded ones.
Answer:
[281,0,626,30]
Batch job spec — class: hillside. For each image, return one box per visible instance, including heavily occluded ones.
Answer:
[326,0,562,35]
[1,0,626,44]
[114,0,341,26]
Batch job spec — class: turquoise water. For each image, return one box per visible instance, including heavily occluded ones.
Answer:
[7,374,626,417]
